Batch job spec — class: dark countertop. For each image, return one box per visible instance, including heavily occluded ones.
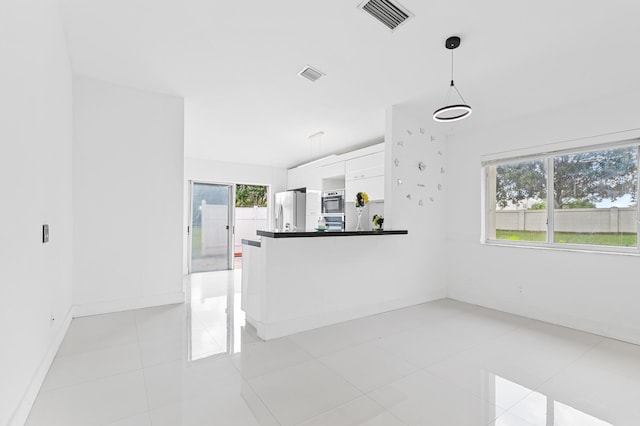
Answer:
[256,229,408,239]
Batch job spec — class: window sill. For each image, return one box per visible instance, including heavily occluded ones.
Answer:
[482,239,640,256]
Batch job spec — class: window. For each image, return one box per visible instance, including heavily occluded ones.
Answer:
[485,142,639,251]
[487,159,547,243]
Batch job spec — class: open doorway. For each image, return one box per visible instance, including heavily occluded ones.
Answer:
[233,184,268,269]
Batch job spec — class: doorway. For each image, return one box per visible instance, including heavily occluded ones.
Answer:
[233,184,269,269]
[189,182,269,273]
[189,182,233,273]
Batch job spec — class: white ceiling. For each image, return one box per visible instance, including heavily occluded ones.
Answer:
[58,0,640,168]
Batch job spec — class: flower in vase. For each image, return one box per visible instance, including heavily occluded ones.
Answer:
[355,192,369,208]
[372,214,384,230]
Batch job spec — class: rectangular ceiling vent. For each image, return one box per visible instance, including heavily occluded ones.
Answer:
[358,0,413,31]
[298,65,325,82]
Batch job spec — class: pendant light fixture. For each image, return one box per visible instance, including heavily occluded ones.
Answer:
[433,36,472,122]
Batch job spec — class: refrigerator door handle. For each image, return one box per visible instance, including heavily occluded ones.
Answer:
[276,204,283,231]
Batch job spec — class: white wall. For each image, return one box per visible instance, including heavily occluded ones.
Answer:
[73,77,185,316]
[183,157,287,272]
[244,233,428,340]
[235,207,267,253]
[0,1,73,424]
[445,90,640,345]
[383,106,449,302]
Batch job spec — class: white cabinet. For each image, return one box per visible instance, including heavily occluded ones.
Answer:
[319,160,346,181]
[346,175,384,202]
[346,151,384,181]
[304,189,321,231]
[288,161,346,231]
[287,143,385,208]
[287,165,318,192]
[287,159,345,192]
[345,151,385,202]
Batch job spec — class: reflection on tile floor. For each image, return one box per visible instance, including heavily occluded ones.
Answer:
[26,270,640,425]
[189,269,249,359]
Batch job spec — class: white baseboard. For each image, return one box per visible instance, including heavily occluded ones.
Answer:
[9,306,75,426]
[257,292,445,341]
[74,292,185,317]
[448,295,640,347]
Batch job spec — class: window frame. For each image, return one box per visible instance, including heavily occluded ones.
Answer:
[483,139,640,254]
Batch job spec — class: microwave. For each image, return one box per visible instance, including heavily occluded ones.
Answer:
[321,190,345,215]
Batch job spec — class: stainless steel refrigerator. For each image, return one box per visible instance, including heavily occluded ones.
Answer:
[274,190,306,231]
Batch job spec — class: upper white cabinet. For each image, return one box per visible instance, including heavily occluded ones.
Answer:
[346,151,384,181]
[287,158,345,191]
[286,142,385,201]
[287,164,317,191]
[288,159,346,231]
[345,150,385,201]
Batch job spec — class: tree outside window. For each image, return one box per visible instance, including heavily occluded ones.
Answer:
[487,144,638,248]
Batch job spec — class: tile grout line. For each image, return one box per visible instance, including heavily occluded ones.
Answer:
[238,375,283,426]
[298,342,419,424]
[201,271,283,426]
[38,313,150,425]
[425,331,608,419]
[133,310,153,421]
[291,394,381,426]
[36,343,143,395]
[526,334,607,397]
[313,340,423,390]
[36,312,149,398]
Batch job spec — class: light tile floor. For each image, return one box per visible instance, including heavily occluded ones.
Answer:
[26,270,640,425]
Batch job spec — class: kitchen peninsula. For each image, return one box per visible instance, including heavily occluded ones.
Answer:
[241,229,409,340]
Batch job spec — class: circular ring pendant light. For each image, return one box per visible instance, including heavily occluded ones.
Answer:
[433,36,473,122]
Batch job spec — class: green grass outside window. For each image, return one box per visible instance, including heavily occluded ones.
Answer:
[495,230,637,247]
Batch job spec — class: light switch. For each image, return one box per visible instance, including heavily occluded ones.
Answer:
[42,224,49,243]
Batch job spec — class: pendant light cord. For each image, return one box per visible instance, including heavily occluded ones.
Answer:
[451,49,454,85]
[450,48,467,104]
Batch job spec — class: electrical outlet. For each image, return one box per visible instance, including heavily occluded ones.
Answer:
[42,224,49,243]
[517,285,524,294]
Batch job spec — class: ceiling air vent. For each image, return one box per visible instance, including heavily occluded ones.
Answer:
[298,66,324,82]
[358,0,413,31]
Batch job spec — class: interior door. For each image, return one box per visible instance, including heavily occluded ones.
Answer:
[189,182,233,272]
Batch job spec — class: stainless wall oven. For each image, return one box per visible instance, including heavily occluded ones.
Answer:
[321,190,344,215]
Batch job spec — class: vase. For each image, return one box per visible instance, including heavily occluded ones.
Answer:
[356,207,363,231]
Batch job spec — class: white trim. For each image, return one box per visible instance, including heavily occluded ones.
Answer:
[636,146,640,251]
[479,167,486,243]
[481,128,640,164]
[449,294,640,346]
[187,180,194,273]
[546,157,554,244]
[481,240,640,257]
[229,184,235,269]
[254,293,444,341]
[188,181,236,272]
[73,292,185,317]
[9,306,75,426]
[292,154,337,169]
